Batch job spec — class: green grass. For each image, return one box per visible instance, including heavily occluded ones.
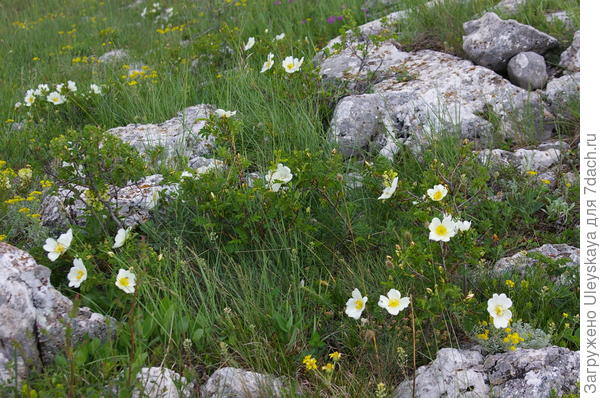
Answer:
[0,0,580,396]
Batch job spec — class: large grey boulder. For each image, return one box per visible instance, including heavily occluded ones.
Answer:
[478,140,568,172]
[559,31,580,73]
[133,367,194,398]
[507,52,548,90]
[393,348,489,398]
[463,12,558,72]
[330,49,544,158]
[0,243,113,385]
[493,243,579,274]
[484,346,579,397]
[107,104,216,165]
[200,367,290,397]
[40,174,180,229]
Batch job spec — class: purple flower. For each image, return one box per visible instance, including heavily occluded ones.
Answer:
[273,0,281,4]
[326,16,337,24]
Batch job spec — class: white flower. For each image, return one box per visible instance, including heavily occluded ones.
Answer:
[215,109,237,118]
[43,228,73,262]
[428,215,457,242]
[487,293,513,328]
[37,84,49,93]
[112,227,131,249]
[243,37,255,51]
[24,91,35,107]
[274,33,285,41]
[47,91,66,105]
[197,160,223,175]
[115,268,136,294]
[55,83,64,92]
[265,163,293,192]
[378,289,410,315]
[345,288,368,320]
[14,102,22,108]
[456,220,471,232]
[427,184,448,201]
[260,53,275,73]
[378,177,398,200]
[282,56,303,74]
[67,258,88,288]
[67,80,77,92]
[141,7,147,17]
[180,171,194,179]
[90,84,102,95]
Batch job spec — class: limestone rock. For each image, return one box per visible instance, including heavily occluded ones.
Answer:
[0,243,113,385]
[493,243,579,274]
[200,367,289,397]
[478,141,568,172]
[393,348,489,398]
[545,73,580,117]
[507,52,548,90]
[463,12,558,72]
[493,0,526,15]
[484,346,579,398]
[133,367,194,398]
[330,49,544,158]
[99,49,129,63]
[40,174,179,229]
[559,31,580,73]
[545,11,574,28]
[107,104,216,165]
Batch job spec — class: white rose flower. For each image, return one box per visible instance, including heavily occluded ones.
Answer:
[43,228,73,261]
[487,293,513,328]
[67,258,88,288]
[378,289,410,315]
[115,268,136,294]
[345,288,368,320]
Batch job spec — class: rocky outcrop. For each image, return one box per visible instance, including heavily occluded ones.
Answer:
[200,367,290,397]
[107,104,217,166]
[393,348,489,398]
[462,12,558,72]
[484,346,579,398]
[133,367,194,398]
[329,49,544,158]
[0,243,113,385]
[493,243,579,274]
[507,51,548,90]
[559,31,580,73]
[478,140,568,173]
[545,73,580,118]
[40,174,180,229]
[393,346,579,398]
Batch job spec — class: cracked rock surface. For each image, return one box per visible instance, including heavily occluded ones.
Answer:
[0,243,114,385]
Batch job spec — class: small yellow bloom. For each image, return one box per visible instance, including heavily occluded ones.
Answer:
[541,179,551,185]
[0,234,6,241]
[520,280,529,289]
[128,80,138,86]
[32,57,40,61]
[302,355,317,371]
[18,207,30,213]
[526,170,538,176]
[562,313,569,318]
[40,180,53,188]
[329,352,341,361]
[321,363,334,373]
[505,279,515,288]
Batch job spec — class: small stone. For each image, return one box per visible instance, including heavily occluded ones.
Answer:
[99,49,129,63]
[559,31,580,73]
[492,0,526,15]
[200,367,290,397]
[545,73,580,117]
[545,11,573,28]
[463,12,558,72]
[133,367,194,398]
[493,243,579,274]
[507,52,548,90]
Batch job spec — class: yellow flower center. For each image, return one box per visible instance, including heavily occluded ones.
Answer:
[119,277,130,287]
[435,225,448,236]
[54,243,66,254]
[433,190,443,200]
[287,63,294,70]
[52,97,59,103]
[494,305,504,316]
[354,299,364,310]
[388,298,400,308]
[76,270,85,280]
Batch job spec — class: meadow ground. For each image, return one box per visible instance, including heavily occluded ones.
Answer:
[0,0,580,396]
